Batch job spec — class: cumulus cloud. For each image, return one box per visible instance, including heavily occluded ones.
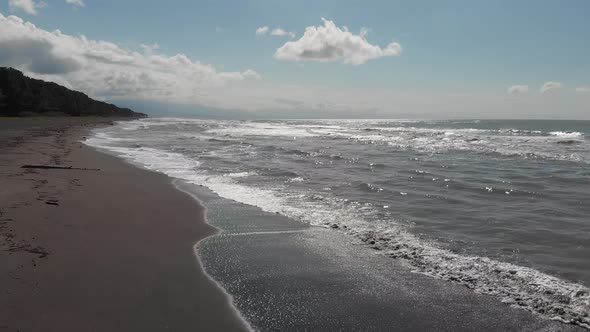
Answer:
[9,0,45,15]
[0,38,82,73]
[507,85,529,94]
[65,0,84,7]
[274,18,401,65]
[0,13,261,101]
[3,16,584,118]
[575,86,590,93]
[255,26,269,35]
[540,81,563,94]
[271,28,295,38]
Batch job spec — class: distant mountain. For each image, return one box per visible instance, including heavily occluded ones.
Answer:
[0,67,147,118]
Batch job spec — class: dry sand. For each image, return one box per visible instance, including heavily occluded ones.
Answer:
[0,117,250,331]
[2,117,584,332]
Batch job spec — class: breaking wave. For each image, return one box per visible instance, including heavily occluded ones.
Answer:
[87,132,590,329]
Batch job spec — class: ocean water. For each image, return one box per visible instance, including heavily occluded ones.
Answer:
[87,118,590,328]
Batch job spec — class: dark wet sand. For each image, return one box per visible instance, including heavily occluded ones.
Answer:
[0,117,585,332]
[0,118,250,331]
[187,182,586,332]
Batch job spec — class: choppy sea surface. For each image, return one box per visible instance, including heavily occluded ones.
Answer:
[87,118,590,328]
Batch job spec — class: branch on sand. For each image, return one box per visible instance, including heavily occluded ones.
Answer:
[21,165,100,171]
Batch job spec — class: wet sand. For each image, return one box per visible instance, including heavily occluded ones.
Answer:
[0,118,250,331]
[1,117,585,332]
[183,181,586,332]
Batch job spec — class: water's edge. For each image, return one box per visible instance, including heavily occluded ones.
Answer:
[84,120,590,330]
[171,179,255,332]
[173,173,587,331]
[88,143,255,331]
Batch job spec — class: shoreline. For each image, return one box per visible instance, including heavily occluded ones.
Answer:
[172,178,254,329]
[89,117,590,331]
[1,117,586,331]
[177,176,587,331]
[0,117,251,331]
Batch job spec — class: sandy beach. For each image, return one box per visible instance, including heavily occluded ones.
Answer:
[1,117,586,332]
[2,1,588,330]
[0,118,250,331]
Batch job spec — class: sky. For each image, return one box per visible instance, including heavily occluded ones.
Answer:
[1,0,589,119]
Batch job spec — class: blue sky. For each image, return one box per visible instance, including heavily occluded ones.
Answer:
[1,0,589,118]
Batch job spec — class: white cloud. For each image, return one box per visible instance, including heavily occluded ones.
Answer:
[256,26,295,38]
[274,18,401,65]
[215,26,223,33]
[9,0,45,15]
[540,81,563,94]
[507,85,529,94]
[255,26,269,35]
[0,13,260,101]
[575,86,590,93]
[65,0,84,7]
[270,28,295,38]
[140,43,160,54]
[1,15,587,119]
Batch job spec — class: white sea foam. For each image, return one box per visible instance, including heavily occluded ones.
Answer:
[118,121,147,131]
[109,118,590,164]
[328,128,589,163]
[550,131,584,138]
[224,172,256,178]
[86,120,590,329]
[206,122,322,138]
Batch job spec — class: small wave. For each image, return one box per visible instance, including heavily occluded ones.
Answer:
[347,225,590,330]
[86,122,590,330]
[482,186,541,197]
[280,148,311,156]
[550,131,584,138]
[329,127,590,164]
[117,120,145,131]
[206,123,321,138]
[352,181,385,193]
[369,162,387,169]
[556,140,583,145]
[498,129,543,135]
[224,172,255,178]
[207,138,236,143]
[258,168,300,178]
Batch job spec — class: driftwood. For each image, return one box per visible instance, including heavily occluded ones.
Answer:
[21,165,100,171]
[7,245,50,258]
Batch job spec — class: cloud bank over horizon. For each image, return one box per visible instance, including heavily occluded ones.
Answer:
[0,11,588,119]
[0,13,261,102]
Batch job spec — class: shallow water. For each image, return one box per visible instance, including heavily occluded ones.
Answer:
[87,118,590,327]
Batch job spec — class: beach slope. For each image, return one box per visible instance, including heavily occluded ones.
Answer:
[0,118,249,331]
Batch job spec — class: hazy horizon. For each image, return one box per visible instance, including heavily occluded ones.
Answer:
[115,99,590,121]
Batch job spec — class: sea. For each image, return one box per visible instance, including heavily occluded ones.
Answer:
[86,118,590,328]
